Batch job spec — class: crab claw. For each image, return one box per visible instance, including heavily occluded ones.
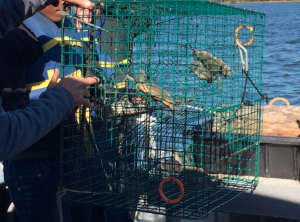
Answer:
[134,70,182,115]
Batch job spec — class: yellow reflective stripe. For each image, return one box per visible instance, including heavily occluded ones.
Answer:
[81,37,89,41]
[114,82,126,89]
[118,59,128,65]
[63,37,129,68]
[75,68,86,127]
[42,38,60,54]
[76,107,81,132]
[70,69,92,155]
[42,37,83,53]
[26,69,82,91]
[95,61,116,68]
[26,69,60,91]
[69,69,82,77]
[83,106,93,156]
[94,59,128,68]
[80,38,99,46]
[64,37,83,48]
[76,104,93,156]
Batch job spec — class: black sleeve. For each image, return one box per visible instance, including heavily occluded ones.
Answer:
[0,26,43,110]
[0,87,74,161]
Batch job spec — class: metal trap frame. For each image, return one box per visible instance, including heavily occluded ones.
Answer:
[59,0,265,219]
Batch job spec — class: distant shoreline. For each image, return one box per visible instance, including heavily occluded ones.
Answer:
[230,0,300,3]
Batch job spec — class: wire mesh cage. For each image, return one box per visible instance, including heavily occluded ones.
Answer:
[60,0,265,219]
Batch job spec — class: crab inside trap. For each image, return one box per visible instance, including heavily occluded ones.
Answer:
[60,0,265,219]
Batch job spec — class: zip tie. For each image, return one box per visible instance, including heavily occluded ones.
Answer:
[60,11,108,32]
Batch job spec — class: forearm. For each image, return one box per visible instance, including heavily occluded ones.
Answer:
[0,87,73,161]
[0,0,58,37]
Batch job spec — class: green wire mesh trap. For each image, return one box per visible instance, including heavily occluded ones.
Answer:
[60,0,265,219]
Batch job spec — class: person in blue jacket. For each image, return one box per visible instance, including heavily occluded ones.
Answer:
[0,1,103,221]
[0,0,100,161]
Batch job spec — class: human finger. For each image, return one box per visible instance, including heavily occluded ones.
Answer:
[51,68,60,83]
[81,98,93,108]
[80,76,100,87]
[48,68,60,88]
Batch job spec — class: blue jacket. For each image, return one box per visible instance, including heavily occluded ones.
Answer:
[15,13,87,154]
[0,87,73,161]
[24,13,81,100]
[63,15,115,81]
[22,13,111,155]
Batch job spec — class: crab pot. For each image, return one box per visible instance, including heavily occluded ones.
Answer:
[192,105,260,176]
[60,0,265,219]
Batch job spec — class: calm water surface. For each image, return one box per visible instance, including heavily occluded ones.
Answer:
[235,2,300,105]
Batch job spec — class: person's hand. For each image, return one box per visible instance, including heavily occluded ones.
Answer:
[62,0,104,9]
[48,68,99,108]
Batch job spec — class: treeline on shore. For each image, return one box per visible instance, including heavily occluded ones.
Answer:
[216,0,298,3]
